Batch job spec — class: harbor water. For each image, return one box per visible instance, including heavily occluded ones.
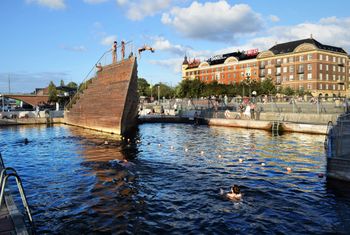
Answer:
[1,124,350,234]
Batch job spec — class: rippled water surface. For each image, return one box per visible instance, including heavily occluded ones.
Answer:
[1,124,350,234]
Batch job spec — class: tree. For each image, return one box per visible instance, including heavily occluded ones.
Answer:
[137,78,150,96]
[48,81,58,103]
[283,86,295,96]
[260,78,277,95]
[67,82,78,89]
[177,79,204,98]
[60,80,65,87]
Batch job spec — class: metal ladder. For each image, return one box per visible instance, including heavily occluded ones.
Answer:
[272,120,280,135]
[0,153,34,230]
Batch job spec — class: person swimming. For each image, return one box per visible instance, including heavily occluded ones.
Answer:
[24,138,29,144]
[220,185,242,201]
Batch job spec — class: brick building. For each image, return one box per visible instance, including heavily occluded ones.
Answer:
[182,37,350,97]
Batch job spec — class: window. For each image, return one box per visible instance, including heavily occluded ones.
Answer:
[228,74,231,78]
[307,83,312,89]
[319,73,323,80]
[283,58,287,63]
[299,55,304,61]
[276,58,282,65]
[283,76,288,81]
[267,60,271,65]
[338,66,341,72]
[307,73,312,80]
[283,67,288,73]
[228,66,231,70]
[338,57,341,64]
[326,74,329,81]
[268,68,272,75]
[307,54,313,60]
[333,65,335,72]
[319,54,323,60]
[289,57,294,63]
[338,85,341,90]
[298,65,304,73]
[333,75,336,81]
[333,56,336,63]
[276,67,281,74]
[326,55,329,61]
[319,84,323,89]
[289,75,294,80]
[307,64,312,71]
[299,74,304,80]
[319,64,323,70]
[333,84,336,90]
[326,64,329,71]
[289,65,294,73]
[325,84,328,89]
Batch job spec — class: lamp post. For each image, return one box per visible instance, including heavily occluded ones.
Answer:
[157,85,160,104]
[150,85,153,102]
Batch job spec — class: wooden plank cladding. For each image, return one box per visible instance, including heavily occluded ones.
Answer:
[64,57,139,135]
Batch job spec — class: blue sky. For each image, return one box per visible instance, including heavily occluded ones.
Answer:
[1,0,350,93]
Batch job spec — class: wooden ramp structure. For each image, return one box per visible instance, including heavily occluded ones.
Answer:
[64,57,139,135]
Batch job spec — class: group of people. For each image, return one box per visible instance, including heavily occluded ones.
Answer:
[111,40,126,63]
[238,102,257,120]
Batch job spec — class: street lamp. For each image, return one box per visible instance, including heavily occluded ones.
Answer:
[157,85,160,103]
[150,85,153,101]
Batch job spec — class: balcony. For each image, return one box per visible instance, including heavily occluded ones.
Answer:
[275,81,281,85]
[337,79,345,85]
[259,64,266,69]
[275,72,281,76]
[338,63,345,67]
[297,70,304,74]
[259,74,265,78]
[275,63,282,67]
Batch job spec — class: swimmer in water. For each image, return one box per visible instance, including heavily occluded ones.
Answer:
[221,185,242,201]
[24,138,29,144]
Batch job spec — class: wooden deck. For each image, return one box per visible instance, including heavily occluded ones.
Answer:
[0,191,29,235]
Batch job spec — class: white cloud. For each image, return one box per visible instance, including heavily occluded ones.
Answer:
[84,0,108,4]
[116,0,128,5]
[117,0,172,20]
[161,1,263,41]
[151,36,190,55]
[101,35,117,46]
[25,0,66,10]
[149,58,183,73]
[269,15,280,22]
[60,45,87,52]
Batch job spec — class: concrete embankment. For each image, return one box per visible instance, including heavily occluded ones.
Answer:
[0,117,63,126]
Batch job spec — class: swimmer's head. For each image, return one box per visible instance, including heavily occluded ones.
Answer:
[231,185,240,194]
[24,138,29,144]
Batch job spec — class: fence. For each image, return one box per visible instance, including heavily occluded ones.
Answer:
[140,96,347,115]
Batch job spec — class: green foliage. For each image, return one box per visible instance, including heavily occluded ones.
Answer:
[260,78,277,95]
[283,86,295,96]
[138,78,151,96]
[67,82,78,89]
[60,80,65,87]
[48,81,58,103]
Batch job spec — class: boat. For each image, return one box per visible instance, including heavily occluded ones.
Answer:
[325,112,350,181]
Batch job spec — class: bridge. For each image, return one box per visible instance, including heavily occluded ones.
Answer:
[1,94,49,107]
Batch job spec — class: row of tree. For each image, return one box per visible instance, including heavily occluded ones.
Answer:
[138,78,311,99]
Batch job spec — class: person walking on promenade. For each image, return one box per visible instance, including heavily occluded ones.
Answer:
[112,41,117,63]
[121,41,125,60]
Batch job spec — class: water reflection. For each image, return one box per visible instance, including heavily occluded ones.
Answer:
[0,124,349,234]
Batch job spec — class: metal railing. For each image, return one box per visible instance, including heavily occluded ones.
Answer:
[0,153,34,230]
[65,41,134,110]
